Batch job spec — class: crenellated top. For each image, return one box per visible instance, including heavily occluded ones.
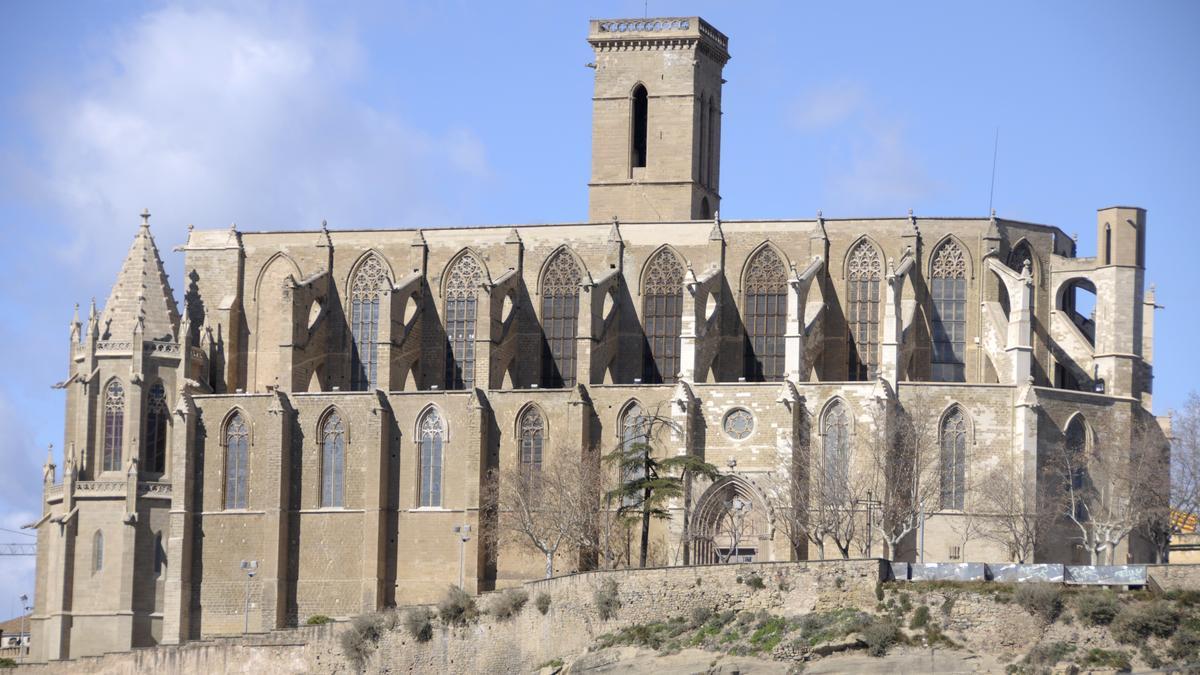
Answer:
[589,16,730,61]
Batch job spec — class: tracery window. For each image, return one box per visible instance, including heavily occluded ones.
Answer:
[518,406,545,480]
[541,251,581,388]
[444,253,483,390]
[320,411,345,508]
[144,382,168,474]
[620,403,649,506]
[743,246,787,382]
[102,380,125,472]
[846,240,882,380]
[930,241,968,382]
[418,408,444,507]
[1065,416,1090,522]
[93,530,104,573]
[642,249,685,384]
[940,408,967,510]
[351,253,388,391]
[224,412,249,509]
[821,401,851,504]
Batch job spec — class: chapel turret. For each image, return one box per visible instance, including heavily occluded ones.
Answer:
[587,17,729,223]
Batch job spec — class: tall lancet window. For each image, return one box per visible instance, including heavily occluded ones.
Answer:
[418,408,444,507]
[743,246,787,382]
[821,401,851,505]
[518,406,545,481]
[642,249,685,384]
[224,412,249,509]
[930,240,968,382]
[940,407,967,510]
[540,250,581,388]
[144,382,168,474]
[351,253,388,391]
[92,530,104,573]
[102,380,125,472]
[846,240,882,381]
[444,253,483,390]
[631,84,648,169]
[320,411,345,508]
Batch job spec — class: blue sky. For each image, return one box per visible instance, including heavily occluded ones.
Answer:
[0,1,1197,614]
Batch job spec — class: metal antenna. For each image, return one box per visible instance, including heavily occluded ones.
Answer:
[987,127,1000,216]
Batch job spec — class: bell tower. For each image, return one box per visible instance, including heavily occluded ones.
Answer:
[587,17,730,223]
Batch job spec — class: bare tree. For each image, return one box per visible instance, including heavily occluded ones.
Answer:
[1136,393,1199,562]
[864,394,943,561]
[978,455,1055,563]
[1053,414,1166,565]
[484,449,602,578]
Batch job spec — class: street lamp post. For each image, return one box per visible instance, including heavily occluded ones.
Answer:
[18,594,28,663]
[240,560,258,634]
[453,525,471,589]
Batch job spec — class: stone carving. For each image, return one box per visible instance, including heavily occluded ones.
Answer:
[723,408,754,440]
[744,247,787,294]
[847,240,882,281]
[931,240,967,279]
[542,250,582,296]
[445,253,484,299]
[644,249,685,294]
[352,253,389,300]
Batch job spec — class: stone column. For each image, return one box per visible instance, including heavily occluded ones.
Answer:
[162,393,197,644]
[260,391,293,630]
[360,393,391,613]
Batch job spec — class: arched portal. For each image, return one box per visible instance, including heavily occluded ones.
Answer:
[691,476,771,564]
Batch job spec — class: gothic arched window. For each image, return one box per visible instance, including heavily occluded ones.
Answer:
[821,401,851,503]
[743,246,787,382]
[102,380,125,472]
[224,412,249,509]
[1003,241,1036,317]
[642,249,685,384]
[418,408,445,507]
[1065,416,1090,522]
[940,408,967,510]
[92,530,104,573]
[351,253,389,391]
[444,253,483,390]
[619,402,649,506]
[631,84,648,169]
[518,406,545,480]
[541,251,582,388]
[144,382,168,474]
[846,240,882,380]
[930,240,968,382]
[320,411,346,508]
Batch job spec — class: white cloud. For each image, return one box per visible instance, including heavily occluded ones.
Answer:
[790,81,867,132]
[29,5,490,264]
[790,81,938,213]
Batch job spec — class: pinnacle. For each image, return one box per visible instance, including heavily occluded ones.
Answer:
[97,211,180,341]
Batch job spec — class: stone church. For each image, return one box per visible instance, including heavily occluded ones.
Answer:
[29,16,1167,660]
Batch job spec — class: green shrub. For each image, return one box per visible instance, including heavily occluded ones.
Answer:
[486,588,529,620]
[744,573,766,590]
[403,607,434,642]
[0,658,15,669]
[1140,642,1163,669]
[834,576,845,589]
[537,658,564,669]
[909,605,930,629]
[749,615,789,652]
[736,611,755,627]
[438,585,479,626]
[595,579,621,621]
[1023,641,1075,666]
[690,606,713,627]
[535,591,551,615]
[1014,584,1063,622]
[1074,590,1120,626]
[796,608,872,647]
[1077,648,1131,672]
[861,618,901,657]
[306,614,334,625]
[1168,626,1200,662]
[340,613,386,667]
[875,581,884,601]
[898,592,913,614]
[1111,601,1179,643]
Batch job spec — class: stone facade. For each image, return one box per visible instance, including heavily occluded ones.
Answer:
[28,15,1168,661]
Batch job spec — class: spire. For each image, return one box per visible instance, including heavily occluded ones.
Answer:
[98,210,181,341]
